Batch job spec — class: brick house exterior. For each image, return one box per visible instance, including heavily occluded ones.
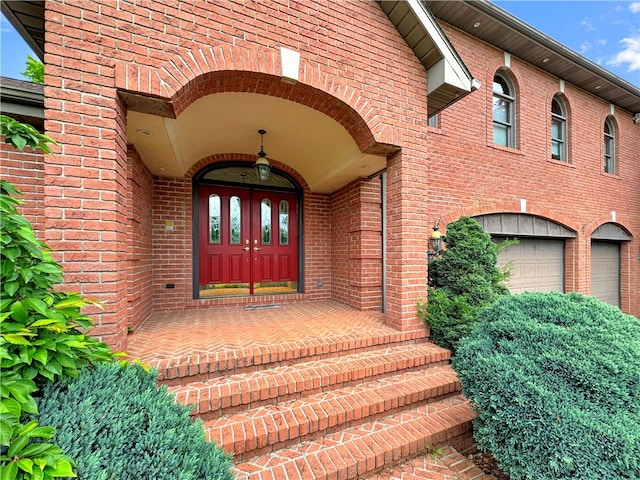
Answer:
[2,0,639,352]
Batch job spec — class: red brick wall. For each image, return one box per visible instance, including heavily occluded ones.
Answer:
[0,143,46,236]
[43,14,131,348]
[303,192,333,301]
[331,178,383,310]
[126,149,154,331]
[431,23,640,317]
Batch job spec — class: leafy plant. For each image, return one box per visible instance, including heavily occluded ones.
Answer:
[0,115,57,153]
[417,216,513,354]
[454,292,640,480]
[37,362,235,480]
[1,115,112,479]
[20,55,44,84]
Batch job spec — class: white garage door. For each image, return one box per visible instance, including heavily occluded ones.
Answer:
[497,238,564,293]
[591,241,620,307]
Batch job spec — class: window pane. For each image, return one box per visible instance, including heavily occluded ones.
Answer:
[279,201,289,245]
[493,97,509,122]
[604,137,612,156]
[261,199,272,244]
[209,195,221,244]
[605,156,614,174]
[493,124,508,146]
[230,196,241,244]
[551,140,561,160]
[493,77,509,95]
[551,119,562,140]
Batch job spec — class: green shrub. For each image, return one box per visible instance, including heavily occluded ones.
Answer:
[418,216,511,354]
[37,362,235,480]
[1,175,113,478]
[453,292,640,480]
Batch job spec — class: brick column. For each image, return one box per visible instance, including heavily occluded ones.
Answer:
[43,8,130,349]
[384,150,429,333]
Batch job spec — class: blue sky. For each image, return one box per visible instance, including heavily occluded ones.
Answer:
[1,2,639,87]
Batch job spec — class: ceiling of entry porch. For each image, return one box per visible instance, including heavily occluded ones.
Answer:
[126,92,386,193]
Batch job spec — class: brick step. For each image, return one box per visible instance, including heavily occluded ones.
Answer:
[206,365,461,461]
[233,396,475,480]
[367,445,496,480]
[154,327,426,386]
[170,342,451,419]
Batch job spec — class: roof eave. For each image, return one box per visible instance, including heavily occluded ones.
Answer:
[377,0,479,116]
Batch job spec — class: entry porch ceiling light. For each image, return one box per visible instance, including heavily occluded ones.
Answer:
[254,129,271,182]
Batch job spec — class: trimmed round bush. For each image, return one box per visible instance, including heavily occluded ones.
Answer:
[37,362,234,480]
[453,292,640,480]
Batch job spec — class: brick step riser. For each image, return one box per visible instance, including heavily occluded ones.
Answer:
[193,359,449,420]
[207,376,461,462]
[171,344,450,418]
[157,335,427,386]
[233,398,475,480]
[366,443,492,480]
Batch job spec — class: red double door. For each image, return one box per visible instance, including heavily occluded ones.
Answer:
[198,185,298,296]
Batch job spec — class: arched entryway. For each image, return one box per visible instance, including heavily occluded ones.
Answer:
[193,163,303,299]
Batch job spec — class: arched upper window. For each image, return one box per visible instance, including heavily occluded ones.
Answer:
[551,96,567,162]
[492,73,515,147]
[604,117,615,174]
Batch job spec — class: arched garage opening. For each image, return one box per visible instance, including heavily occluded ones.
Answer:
[473,213,576,293]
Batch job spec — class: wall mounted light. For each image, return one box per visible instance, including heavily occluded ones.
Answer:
[428,224,443,261]
[254,129,271,182]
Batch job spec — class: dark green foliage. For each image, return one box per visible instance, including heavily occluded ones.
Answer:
[418,217,510,353]
[37,362,235,480]
[454,292,640,480]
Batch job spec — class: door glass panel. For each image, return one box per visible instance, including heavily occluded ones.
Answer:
[261,199,272,244]
[230,196,241,244]
[209,195,220,244]
[279,201,289,245]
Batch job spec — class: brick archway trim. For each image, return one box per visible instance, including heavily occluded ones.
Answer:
[114,45,400,157]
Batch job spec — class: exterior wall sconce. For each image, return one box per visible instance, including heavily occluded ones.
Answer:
[428,224,443,261]
[254,129,271,182]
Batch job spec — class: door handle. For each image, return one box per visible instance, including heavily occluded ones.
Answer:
[253,246,261,251]
[243,246,250,252]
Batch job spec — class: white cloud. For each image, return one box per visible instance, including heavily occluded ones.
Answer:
[630,2,640,14]
[580,41,592,54]
[607,36,640,72]
[597,38,606,46]
[580,18,595,31]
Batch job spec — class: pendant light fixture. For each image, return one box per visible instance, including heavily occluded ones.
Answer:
[254,129,271,182]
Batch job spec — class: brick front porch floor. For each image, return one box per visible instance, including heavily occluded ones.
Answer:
[126,300,404,363]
